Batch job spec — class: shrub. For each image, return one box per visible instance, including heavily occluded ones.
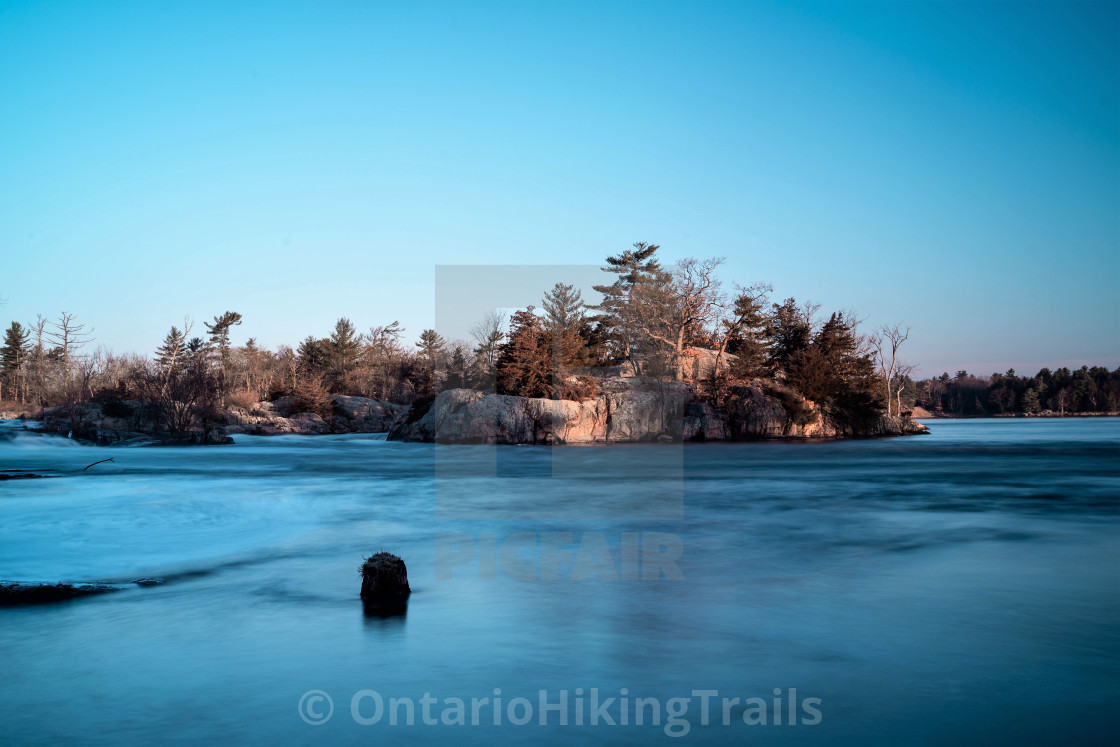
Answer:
[553,376,598,402]
[226,390,257,410]
[291,376,333,421]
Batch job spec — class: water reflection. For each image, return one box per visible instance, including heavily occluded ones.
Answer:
[362,601,409,625]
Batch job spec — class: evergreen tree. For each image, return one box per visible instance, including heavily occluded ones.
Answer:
[541,282,585,336]
[0,321,30,401]
[204,311,243,364]
[786,312,876,405]
[327,317,362,376]
[495,307,552,398]
[204,311,242,402]
[416,329,446,361]
[723,284,772,379]
[443,343,470,390]
[414,329,446,399]
[589,242,668,363]
[541,282,587,366]
[297,335,327,372]
[767,298,812,371]
[1,321,30,374]
[185,337,207,363]
[574,319,611,367]
[155,326,187,370]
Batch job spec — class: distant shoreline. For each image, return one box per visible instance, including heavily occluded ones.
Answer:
[915,412,1119,420]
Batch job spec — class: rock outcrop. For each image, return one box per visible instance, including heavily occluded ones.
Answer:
[224,395,405,436]
[386,378,928,444]
[36,404,231,445]
[387,379,692,444]
[329,395,407,433]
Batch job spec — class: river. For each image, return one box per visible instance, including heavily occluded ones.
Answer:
[1,418,1117,744]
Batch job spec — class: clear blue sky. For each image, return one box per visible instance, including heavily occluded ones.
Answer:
[1,0,1117,376]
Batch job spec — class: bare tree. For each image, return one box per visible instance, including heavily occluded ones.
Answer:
[895,362,917,416]
[277,345,298,392]
[632,257,725,380]
[471,310,507,376]
[46,312,94,383]
[364,321,408,400]
[367,321,405,357]
[1053,388,1071,416]
[133,358,214,436]
[46,312,95,426]
[31,315,48,405]
[871,323,910,415]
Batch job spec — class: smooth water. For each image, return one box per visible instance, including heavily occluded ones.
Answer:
[1,419,1117,744]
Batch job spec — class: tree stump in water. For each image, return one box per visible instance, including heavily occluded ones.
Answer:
[360,552,410,606]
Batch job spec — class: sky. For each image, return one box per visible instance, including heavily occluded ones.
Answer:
[0,0,1117,377]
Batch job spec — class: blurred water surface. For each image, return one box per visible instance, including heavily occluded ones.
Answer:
[1,418,1117,744]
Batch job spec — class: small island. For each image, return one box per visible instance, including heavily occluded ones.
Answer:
[0,243,952,444]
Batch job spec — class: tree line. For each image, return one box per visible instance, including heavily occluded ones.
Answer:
[910,367,1120,416]
[0,242,920,430]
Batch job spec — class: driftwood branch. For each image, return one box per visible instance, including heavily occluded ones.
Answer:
[82,458,115,471]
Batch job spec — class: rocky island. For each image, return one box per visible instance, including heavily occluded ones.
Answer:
[388,377,926,444]
[2,244,937,445]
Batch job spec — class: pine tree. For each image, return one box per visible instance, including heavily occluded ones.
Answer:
[541,283,584,335]
[0,321,30,402]
[185,337,207,364]
[589,242,669,363]
[767,298,812,371]
[416,329,446,361]
[785,312,874,404]
[541,283,586,366]
[297,336,327,372]
[327,317,362,376]
[444,343,470,390]
[413,329,446,399]
[495,307,552,398]
[155,326,187,370]
[205,311,243,367]
[722,283,772,380]
[204,311,242,403]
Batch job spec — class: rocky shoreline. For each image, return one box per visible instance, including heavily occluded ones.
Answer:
[387,377,927,444]
[6,378,928,446]
[21,394,406,445]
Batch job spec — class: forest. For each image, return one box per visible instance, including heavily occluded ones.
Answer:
[908,367,1120,417]
[0,243,958,434]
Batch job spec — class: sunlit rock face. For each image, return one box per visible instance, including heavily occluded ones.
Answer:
[386,378,927,445]
[226,395,405,436]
